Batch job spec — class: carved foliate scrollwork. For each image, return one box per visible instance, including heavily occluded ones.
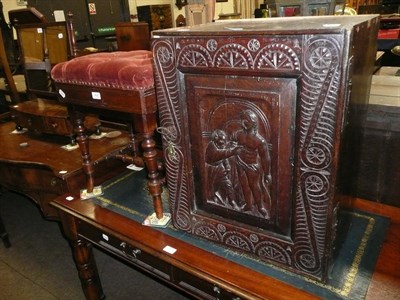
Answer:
[153,39,192,230]
[293,35,342,275]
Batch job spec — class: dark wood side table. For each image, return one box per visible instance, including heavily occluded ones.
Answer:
[0,121,128,219]
[50,193,400,300]
[10,98,100,138]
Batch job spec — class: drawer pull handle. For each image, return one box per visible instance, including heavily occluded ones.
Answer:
[120,242,141,259]
[213,286,221,294]
[132,249,141,258]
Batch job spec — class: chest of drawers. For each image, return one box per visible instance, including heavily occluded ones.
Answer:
[115,22,150,51]
[10,99,99,137]
[152,15,379,281]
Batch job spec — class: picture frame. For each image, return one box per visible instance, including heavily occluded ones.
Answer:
[17,0,28,6]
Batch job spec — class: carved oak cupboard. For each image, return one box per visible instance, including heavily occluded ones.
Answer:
[152,15,379,282]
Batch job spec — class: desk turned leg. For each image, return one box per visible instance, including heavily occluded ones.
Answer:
[60,212,105,300]
[71,239,105,300]
[0,212,11,248]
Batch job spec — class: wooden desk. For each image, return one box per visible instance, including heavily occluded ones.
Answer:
[51,194,400,300]
[0,121,128,219]
[341,198,400,300]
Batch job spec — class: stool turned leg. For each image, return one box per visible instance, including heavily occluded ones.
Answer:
[142,134,163,219]
[71,109,101,199]
[133,113,171,227]
[127,123,141,161]
[74,112,94,193]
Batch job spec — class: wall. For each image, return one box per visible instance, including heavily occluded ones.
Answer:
[131,0,235,25]
[2,0,27,23]
[2,0,235,27]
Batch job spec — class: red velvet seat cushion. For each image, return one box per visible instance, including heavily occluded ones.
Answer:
[51,50,154,90]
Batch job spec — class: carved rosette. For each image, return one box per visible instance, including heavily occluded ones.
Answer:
[255,241,292,264]
[193,222,222,241]
[153,33,343,280]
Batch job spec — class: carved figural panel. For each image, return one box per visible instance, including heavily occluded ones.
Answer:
[186,75,296,235]
[152,26,356,282]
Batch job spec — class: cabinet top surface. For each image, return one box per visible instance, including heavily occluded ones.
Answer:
[152,15,379,36]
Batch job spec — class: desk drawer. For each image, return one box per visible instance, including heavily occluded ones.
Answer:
[77,220,243,299]
[77,220,171,280]
[0,164,67,195]
[11,110,72,136]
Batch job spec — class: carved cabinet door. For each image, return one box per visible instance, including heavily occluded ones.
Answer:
[185,74,296,235]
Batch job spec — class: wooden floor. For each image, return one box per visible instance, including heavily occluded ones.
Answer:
[341,197,400,300]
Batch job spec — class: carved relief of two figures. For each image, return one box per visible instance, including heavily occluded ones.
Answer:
[205,109,272,219]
